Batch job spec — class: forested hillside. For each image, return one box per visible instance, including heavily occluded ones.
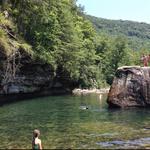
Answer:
[0,0,105,89]
[0,0,148,92]
[87,15,150,50]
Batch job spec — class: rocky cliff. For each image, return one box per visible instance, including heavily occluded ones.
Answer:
[107,66,150,108]
[0,47,72,104]
[0,16,72,105]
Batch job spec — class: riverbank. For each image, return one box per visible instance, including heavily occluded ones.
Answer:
[72,88,110,95]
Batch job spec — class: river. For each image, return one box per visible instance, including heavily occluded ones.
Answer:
[0,94,150,149]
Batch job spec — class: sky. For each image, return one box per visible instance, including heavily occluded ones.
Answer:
[76,0,150,24]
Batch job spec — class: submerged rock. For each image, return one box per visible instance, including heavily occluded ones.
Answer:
[107,66,150,108]
[96,137,150,149]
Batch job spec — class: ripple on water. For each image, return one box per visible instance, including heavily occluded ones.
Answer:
[0,94,150,149]
[89,132,119,137]
[96,137,150,148]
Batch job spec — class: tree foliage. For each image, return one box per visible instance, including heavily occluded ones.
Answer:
[87,15,150,51]
[0,0,148,88]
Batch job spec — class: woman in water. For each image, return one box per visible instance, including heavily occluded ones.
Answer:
[32,129,42,150]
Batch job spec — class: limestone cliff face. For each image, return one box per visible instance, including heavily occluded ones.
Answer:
[107,66,150,108]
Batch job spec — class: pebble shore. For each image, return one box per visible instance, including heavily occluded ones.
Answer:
[72,88,110,95]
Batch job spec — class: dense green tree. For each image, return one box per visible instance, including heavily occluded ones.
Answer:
[1,0,149,89]
[95,36,129,85]
[2,0,102,88]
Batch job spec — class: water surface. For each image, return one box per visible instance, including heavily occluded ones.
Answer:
[0,94,150,149]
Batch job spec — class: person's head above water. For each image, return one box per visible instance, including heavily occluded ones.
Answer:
[33,129,40,138]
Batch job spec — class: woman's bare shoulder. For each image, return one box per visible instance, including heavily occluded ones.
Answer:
[38,139,41,144]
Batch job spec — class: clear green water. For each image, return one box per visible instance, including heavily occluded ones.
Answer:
[0,94,150,149]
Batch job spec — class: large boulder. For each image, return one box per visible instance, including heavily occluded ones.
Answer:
[107,66,150,108]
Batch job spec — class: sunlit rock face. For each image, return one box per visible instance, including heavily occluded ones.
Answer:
[107,66,150,108]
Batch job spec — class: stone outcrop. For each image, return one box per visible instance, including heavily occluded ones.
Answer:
[0,48,72,104]
[107,66,150,108]
[0,17,74,105]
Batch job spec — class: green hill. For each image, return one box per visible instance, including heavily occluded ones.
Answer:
[86,15,150,50]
